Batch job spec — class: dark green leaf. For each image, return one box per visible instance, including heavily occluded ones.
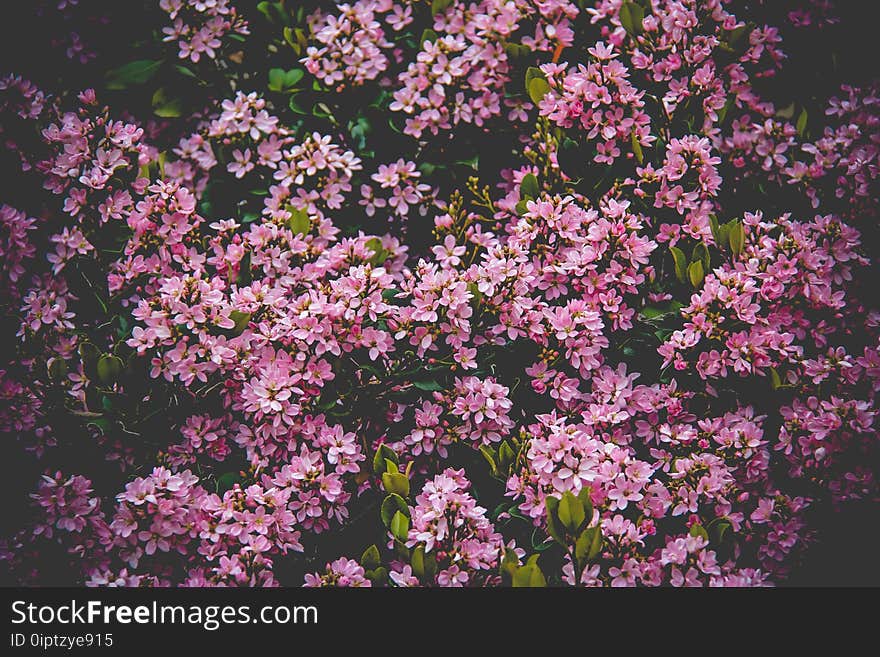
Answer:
[796,108,808,137]
[96,355,124,384]
[689,523,709,541]
[373,444,399,474]
[152,88,183,118]
[228,310,251,336]
[670,246,687,283]
[216,472,241,494]
[390,510,410,542]
[619,2,645,36]
[512,562,546,587]
[692,242,710,271]
[687,260,705,288]
[360,544,381,570]
[413,380,444,391]
[557,491,586,533]
[527,77,550,105]
[728,219,745,258]
[577,487,594,522]
[497,440,516,472]
[631,130,644,164]
[520,173,540,200]
[525,66,545,88]
[575,526,603,564]
[479,445,498,476]
[106,60,162,90]
[382,471,410,497]
[286,207,311,235]
[380,493,409,527]
[544,496,565,545]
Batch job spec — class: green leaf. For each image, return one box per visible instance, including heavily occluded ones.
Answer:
[515,199,530,216]
[527,77,550,105]
[631,129,644,164]
[237,251,252,285]
[725,22,754,55]
[286,207,311,235]
[282,26,297,49]
[641,303,685,320]
[497,440,516,472]
[467,282,483,307]
[689,523,709,541]
[421,29,438,46]
[431,0,453,14]
[382,471,410,497]
[48,358,68,380]
[728,219,745,258]
[96,355,124,384]
[285,69,304,88]
[151,88,182,118]
[687,260,705,288]
[544,496,565,545]
[769,366,782,390]
[479,445,498,476]
[365,567,388,584]
[708,214,722,245]
[216,472,241,494]
[79,342,100,376]
[575,526,603,564]
[289,95,308,115]
[174,65,199,80]
[727,23,750,47]
[776,102,795,120]
[520,173,540,200]
[360,544,381,570]
[256,1,276,22]
[373,444,399,474]
[669,246,687,283]
[411,545,436,580]
[269,68,304,91]
[227,310,251,336]
[710,519,732,544]
[413,380,444,392]
[692,242,710,271]
[619,1,645,36]
[525,66,545,88]
[411,545,426,577]
[512,563,547,587]
[557,491,586,533]
[796,108,808,137]
[503,41,531,58]
[577,487,594,522]
[500,548,519,582]
[390,510,410,542]
[268,68,285,91]
[380,493,409,527]
[106,60,162,90]
[365,237,389,266]
[455,153,479,170]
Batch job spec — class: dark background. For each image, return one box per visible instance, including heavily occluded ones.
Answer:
[0,0,878,586]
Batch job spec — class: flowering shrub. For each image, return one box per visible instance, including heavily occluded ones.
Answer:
[0,0,877,587]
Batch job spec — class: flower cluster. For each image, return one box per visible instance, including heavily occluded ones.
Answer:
[303,0,392,88]
[360,159,434,225]
[160,0,249,63]
[390,32,509,138]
